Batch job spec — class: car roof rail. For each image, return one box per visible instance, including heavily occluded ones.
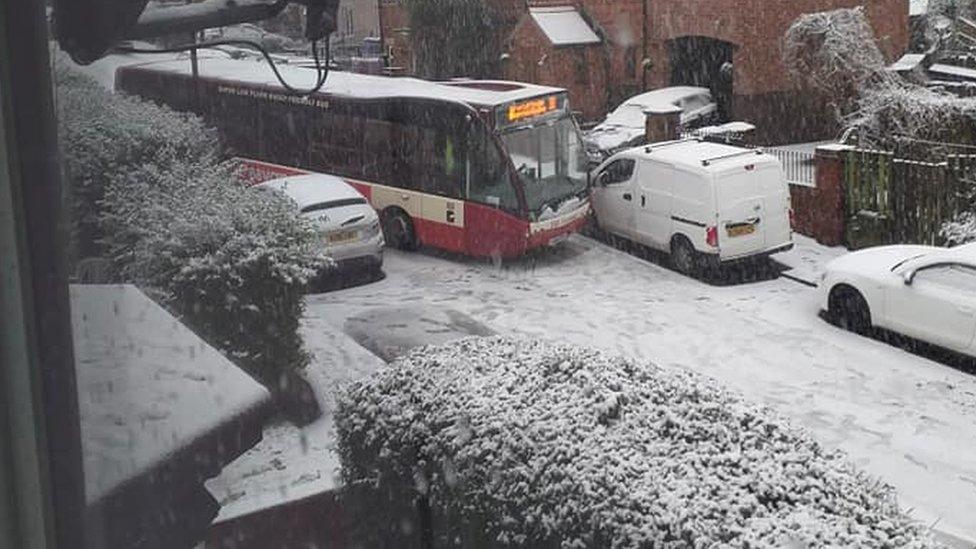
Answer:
[643,137,701,154]
[701,148,764,167]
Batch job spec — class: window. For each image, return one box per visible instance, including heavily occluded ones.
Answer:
[599,158,635,185]
[916,264,976,292]
[12,3,975,549]
[467,125,519,212]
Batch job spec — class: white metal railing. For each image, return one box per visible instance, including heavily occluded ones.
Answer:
[766,147,816,187]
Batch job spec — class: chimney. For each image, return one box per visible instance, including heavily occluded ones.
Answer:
[644,106,682,143]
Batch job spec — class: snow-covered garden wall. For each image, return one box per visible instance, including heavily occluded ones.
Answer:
[335,336,941,547]
[56,63,328,381]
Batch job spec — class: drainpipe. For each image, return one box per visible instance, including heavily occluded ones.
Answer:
[641,0,648,91]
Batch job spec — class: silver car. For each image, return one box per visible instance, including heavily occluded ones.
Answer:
[255,174,384,272]
[584,86,718,163]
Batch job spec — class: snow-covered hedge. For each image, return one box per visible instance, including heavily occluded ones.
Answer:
[57,63,329,378]
[336,337,940,548]
[846,82,976,150]
[55,63,220,259]
[942,211,976,245]
[100,161,329,376]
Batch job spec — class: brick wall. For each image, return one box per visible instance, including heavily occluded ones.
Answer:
[578,0,645,107]
[640,0,908,143]
[385,0,909,142]
[790,145,851,246]
[644,0,908,96]
[503,15,610,122]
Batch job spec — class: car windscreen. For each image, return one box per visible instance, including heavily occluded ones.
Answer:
[300,197,368,213]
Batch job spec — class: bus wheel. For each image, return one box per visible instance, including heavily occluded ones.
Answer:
[382,209,418,251]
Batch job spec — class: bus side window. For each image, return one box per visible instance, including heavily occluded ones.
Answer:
[311,112,365,180]
[467,129,519,213]
[361,117,398,186]
[416,126,463,199]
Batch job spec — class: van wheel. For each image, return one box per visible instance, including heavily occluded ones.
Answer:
[828,285,871,335]
[382,209,417,251]
[670,236,700,276]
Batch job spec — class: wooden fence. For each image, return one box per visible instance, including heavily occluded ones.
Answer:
[844,149,976,248]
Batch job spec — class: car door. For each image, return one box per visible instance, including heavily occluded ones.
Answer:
[886,263,976,352]
[634,159,674,249]
[591,158,637,238]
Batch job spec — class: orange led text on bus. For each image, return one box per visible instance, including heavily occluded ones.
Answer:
[507,96,559,122]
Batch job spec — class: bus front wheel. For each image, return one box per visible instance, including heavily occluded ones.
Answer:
[382,209,418,251]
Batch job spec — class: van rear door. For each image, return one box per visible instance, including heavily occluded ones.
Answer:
[714,165,767,259]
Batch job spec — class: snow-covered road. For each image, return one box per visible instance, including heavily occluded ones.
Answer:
[308,234,976,541]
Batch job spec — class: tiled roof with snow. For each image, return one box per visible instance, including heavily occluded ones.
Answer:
[529,6,601,46]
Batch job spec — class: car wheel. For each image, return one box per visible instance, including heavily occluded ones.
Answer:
[670,236,700,276]
[829,286,872,335]
[382,209,417,251]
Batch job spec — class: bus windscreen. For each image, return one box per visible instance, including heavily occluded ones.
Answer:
[498,117,588,218]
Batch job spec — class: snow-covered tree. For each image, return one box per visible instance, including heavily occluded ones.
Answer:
[403,0,501,79]
[783,7,889,113]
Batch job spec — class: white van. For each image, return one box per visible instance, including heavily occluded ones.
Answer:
[590,139,793,275]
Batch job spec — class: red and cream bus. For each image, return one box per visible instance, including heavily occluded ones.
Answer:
[115,57,590,258]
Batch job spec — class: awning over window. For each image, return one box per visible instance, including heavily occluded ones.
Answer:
[529,6,601,46]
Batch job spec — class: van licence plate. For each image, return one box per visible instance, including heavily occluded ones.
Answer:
[328,230,358,244]
[726,224,756,238]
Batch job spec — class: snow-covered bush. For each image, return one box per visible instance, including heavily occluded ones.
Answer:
[783,7,888,111]
[100,161,329,376]
[57,64,329,378]
[55,62,220,259]
[845,82,976,150]
[942,212,976,244]
[336,337,941,548]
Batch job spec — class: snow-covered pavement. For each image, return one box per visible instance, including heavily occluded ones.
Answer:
[306,234,976,541]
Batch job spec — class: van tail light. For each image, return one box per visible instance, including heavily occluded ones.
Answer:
[789,207,796,228]
[706,225,718,248]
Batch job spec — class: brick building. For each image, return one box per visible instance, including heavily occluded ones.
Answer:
[380,0,910,143]
[503,6,610,120]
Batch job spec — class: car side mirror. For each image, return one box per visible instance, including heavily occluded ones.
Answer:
[597,172,610,187]
[903,270,916,285]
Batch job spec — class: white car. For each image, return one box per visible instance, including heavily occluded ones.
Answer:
[255,174,384,271]
[819,243,976,357]
[584,87,718,162]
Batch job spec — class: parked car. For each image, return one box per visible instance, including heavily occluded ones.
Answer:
[254,174,384,272]
[589,139,793,275]
[820,242,976,358]
[584,87,719,163]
